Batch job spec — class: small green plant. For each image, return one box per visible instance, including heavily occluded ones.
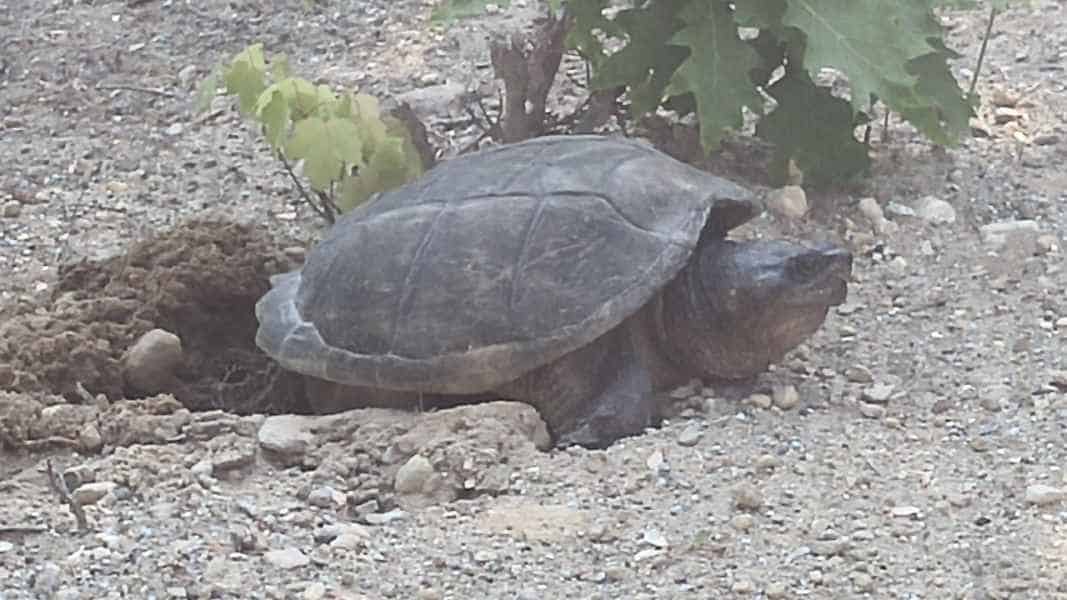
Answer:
[435,0,1024,186]
[197,44,424,222]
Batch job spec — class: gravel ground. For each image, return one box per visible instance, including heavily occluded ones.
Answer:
[2,1,1066,599]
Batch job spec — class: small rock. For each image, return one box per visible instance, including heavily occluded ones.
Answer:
[264,548,309,570]
[991,88,1019,107]
[765,582,788,599]
[307,486,345,509]
[1051,370,1067,390]
[395,454,435,495]
[861,383,894,404]
[993,107,1025,124]
[731,579,755,593]
[0,541,13,553]
[675,424,703,447]
[257,415,314,461]
[890,505,922,518]
[646,449,667,472]
[642,528,669,549]
[72,481,117,505]
[731,514,754,532]
[772,385,799,410]
[302,582,326,600]
[633,548,663,562]
[858,403,886,419]
[1033,133,1060,146]
[767,185,808,220]
[979,220,1040,253]
[844,365,874,384]
[177,64,198,88]
[1035,234,1059,254]
[857,197,884,225]
[732,483,764,511]
[2,200,21,218]
[122,329,183,395]
[394,82,466,116]
[1024,484,1066,506]
[747,393,772,410]
[364,509,408,525]
[913,196,956,225]
[164,122,184,136]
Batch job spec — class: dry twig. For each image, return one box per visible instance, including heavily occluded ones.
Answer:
[46,459,90,533]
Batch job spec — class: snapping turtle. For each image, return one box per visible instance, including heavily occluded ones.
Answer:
[255,135,851,448]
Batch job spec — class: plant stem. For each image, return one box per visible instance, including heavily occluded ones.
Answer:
[279,154,335,224]
[969,6,999,98]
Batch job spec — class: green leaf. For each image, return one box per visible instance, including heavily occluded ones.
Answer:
[271,53,292,81]
[338,137,417,211]
[285,117,363,191]
[223,44,268,115]
[254,86,291,150]
[564,0,619,67]
[780,0,940,111]
[592,0,689,116]
[430,0,510,24]
[194,68,221,114]
[756,70,870,187]
[665,1,764,152]
[887,50,974,146]
[734,0,787,28]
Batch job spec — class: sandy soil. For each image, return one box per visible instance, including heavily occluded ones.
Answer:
[1,1,1065,599]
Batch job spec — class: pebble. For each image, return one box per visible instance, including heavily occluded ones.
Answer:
[676,424,703,447]
[858,403,886,419]
[747,393,773,409]
[641,528,669,549]
[993,106,1025,123]
[766,185,808,220]
[1024,484,1066,506]
[307,485,345,508]
[364,509,408,525]
[861,383,894,404]
[303,582,326,600]
[264,548,310,570]
[731,514,754,532]
[257,415,314,459]
[72,481,118,505]
[890,505,922,518]
[2,200,20,218]
[772,384,800,410]
[913,196,957,224]
[979,220,1040,252]
[845,364,874,383]
[633,548,662,562]
[1036,234,1059,254]
[731,579,755,593]
[765,582,787,598]
[395,454,435,494]
[857,197,885,226]
[732,483,764,511]
[1051,370,1067,390]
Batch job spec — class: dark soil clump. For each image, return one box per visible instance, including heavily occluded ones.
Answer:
[0,219,308,414]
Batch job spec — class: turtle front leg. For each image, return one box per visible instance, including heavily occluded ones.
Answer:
[553,348,658,449]
[496,325,660,449]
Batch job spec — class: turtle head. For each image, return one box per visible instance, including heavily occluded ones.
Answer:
[664,238,852,379]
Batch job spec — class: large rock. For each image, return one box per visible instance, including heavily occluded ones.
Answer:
[122,329,183,395]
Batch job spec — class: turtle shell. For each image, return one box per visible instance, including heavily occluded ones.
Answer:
[255,135,757,393]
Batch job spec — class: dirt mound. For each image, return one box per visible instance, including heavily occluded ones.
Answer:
[0,219,307,414]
